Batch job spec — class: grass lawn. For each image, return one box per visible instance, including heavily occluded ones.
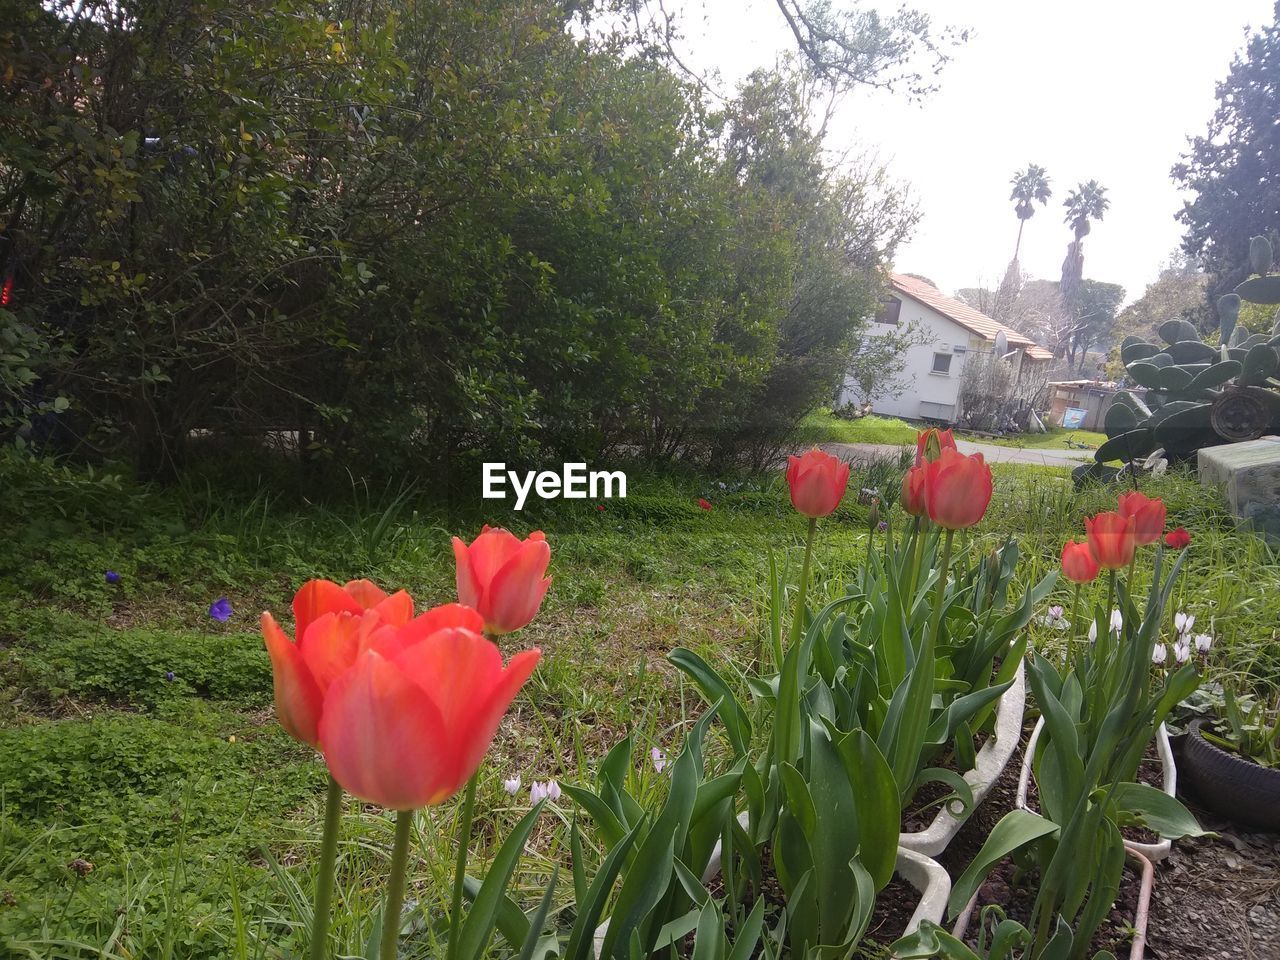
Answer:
[794,410,920,446]
[960,426,1109,452]
[796,409,1108,453]
[2,454,1277,957]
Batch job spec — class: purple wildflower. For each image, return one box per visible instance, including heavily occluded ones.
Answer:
[209,597,233,622]
[105,571,121,584]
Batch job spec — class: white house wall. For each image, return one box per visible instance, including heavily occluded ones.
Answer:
[841,295,974,422]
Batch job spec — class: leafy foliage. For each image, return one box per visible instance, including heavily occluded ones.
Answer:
[1174,3,1280,304]
[2,0,910,479]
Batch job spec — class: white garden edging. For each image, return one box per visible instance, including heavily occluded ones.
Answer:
[899,660,1026,858]
[1016,718,1177,862]
[895,845,952,939]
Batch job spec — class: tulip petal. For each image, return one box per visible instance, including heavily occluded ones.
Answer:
[486,539,552,634]
[343,579,389,608]
[374,603,486,660]
[262,613,323,747]
[372,589,415,626]
[299,611,382,693]
[395,633,541,788]
[319,650,455,810]
[293,580,364,640]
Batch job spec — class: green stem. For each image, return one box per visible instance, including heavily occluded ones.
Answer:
[1069,581,1082,670]
[380,811,414,960]
[447,776,479,960]
[927,529,956,653]
[788,516,818,650]
[309,776,344,960]
[907,516,925,601]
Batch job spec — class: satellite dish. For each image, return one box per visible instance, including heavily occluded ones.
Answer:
[994,330,1008,356]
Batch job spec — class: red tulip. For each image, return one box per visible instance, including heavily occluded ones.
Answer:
[261,579,419,747]
[786,449,850,518]
[1117,491,1167,546]
[452,526,551,635]
[922,449,993,530]
[914,427,958,467]
[1084,511,1137,570]
[1060,539,1100,584]
[900,465,928,517]
[319,619,539,810]
[1164,527,1191,550]
[698,497,712,510]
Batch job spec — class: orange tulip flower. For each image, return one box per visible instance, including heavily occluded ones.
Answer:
[900,464,928,517]
[1117,491,1167,546]
[319,617,540,810]
[922,448,993,530]
[785,448,850,518]
[914,427,957,467]
[1060,539,1100,584]
[1084,511,1137,570]
[452,527,552,635]
[261,579,417,747]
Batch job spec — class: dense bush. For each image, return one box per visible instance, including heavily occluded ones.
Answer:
[2,0,912,481]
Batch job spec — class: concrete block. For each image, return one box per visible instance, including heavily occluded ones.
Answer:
[1198,436,1280,541]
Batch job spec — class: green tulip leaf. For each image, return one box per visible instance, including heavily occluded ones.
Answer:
[1110,782,1212,840]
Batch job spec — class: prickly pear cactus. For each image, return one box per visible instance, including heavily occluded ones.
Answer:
[1097,235,1280,465]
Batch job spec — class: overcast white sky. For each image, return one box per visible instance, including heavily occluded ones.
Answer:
[669,0,1274,304]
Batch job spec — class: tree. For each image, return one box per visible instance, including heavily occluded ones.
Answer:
[1174,3,1280,306]
[1065,279,1125,373]
[841,319,932,412]
[1059,180,1110,312]
[1008,164,1053,263]
[1105,255,1208,378]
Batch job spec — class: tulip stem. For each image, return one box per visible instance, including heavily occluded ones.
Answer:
[789,517,818,650]
[447,776,479,960]
[1069,582,1082,673]
[927,529,956,654]
[380,810,414,960]
[309,775,344,960]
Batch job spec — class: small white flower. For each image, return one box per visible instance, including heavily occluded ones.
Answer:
[1152,643,1168,666]
[503,776,521,796]
[651,747,667,773]
[1174,638,1191,664]
[529,781,547,804]
[1174,612,1195,636]
[1048,605,1064,619]
[1088,620,1098,643]
[1110,609,1124,635]
[718,481,727,490]
[545,779,561,801]
[1194,633,1213,653]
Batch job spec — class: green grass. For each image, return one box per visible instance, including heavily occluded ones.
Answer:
[1,452,1277,957]
[796,409,1107,454]
[795,410,919,446]
[956,426,1109,452]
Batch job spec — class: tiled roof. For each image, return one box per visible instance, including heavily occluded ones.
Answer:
[890,273,1055,361]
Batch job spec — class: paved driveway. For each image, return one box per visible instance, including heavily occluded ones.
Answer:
[818,438,1093,469]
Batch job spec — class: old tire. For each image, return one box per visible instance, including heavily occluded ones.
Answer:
[1181,719,1280,833]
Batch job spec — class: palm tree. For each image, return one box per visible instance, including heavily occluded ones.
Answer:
[1059,180,1110,365]
[1009,164,1052,262]
[1062,179,1110,243]
[992,165,1052,320]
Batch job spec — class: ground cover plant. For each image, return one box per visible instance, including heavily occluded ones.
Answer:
[2,445,1279,958]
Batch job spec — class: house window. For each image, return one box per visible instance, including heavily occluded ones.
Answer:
[875,297,902,325]
[931,352,953,375]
